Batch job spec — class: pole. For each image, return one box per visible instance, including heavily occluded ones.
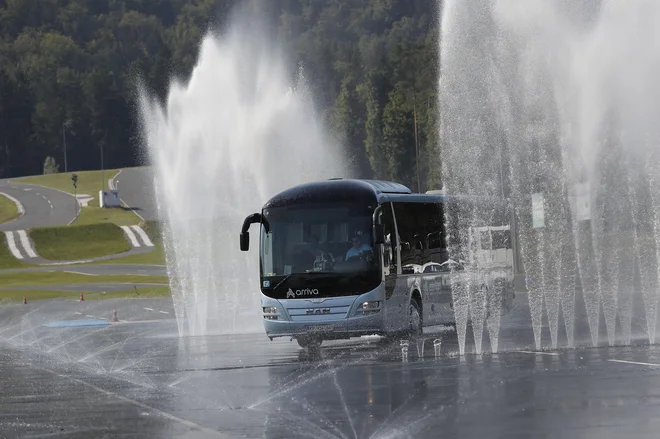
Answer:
[100,140,104,192]
[413,88,421,193]
[74,185,78,224]
[63,124,68,173]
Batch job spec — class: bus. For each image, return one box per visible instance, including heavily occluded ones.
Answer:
[240,179,516,349]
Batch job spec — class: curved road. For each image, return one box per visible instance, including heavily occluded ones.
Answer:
[113,167,159,221]
[0,179,77,231]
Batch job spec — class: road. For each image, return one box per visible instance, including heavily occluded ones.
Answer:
[0,263,167,276]
[113,167,159,221]
[1,296,660,439]
[0,179,77,231]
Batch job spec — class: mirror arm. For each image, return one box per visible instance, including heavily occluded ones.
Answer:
[242,213,262,234]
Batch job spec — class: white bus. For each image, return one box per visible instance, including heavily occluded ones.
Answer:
[240,179,516,349]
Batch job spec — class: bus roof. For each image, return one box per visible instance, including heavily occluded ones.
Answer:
[262,179,508,208]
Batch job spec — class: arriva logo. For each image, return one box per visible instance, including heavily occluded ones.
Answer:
[296,288,319,296]
[286,288,320,299]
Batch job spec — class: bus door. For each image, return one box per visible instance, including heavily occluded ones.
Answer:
[381,203,409,332]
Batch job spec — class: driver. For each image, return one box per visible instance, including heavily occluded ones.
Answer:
[345,235,372,261]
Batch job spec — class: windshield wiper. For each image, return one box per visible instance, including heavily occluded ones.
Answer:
[272,273,293,293]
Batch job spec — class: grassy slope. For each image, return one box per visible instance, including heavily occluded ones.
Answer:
[30,223,131,261]
[0,239,28,269]
[0,192,20,224]
[89,219,165,265]
[15,169,139,226]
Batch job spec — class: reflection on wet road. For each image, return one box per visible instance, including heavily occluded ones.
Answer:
[2,298,660,438]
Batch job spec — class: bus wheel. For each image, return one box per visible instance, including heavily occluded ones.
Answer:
[297,336,322,350]
[409,299,422,337]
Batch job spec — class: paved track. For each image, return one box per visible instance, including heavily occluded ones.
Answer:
[0,179,77,231]
[1,298,660,439]
[0,264,167,277]
[113,167,159,221]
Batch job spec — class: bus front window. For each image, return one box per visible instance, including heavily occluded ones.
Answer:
[260,204,378,277]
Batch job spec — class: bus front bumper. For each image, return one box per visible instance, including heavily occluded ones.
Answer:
[263,311,385,340]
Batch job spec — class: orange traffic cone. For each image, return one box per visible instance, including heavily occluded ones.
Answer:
[23,296,27,304]
[112,307,119,322]
[79,292,84,301]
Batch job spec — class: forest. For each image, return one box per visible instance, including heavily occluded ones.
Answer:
[0,0,440,191]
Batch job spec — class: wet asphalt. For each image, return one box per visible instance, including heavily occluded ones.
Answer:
[2,293,660,438]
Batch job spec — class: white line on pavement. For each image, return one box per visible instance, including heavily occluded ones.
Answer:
[131,225,154,247]
[17,230,38,258]
[159,311,169,314]
[519,350,560,356]
[144,307,154,311]
[63,271,100,276]
[120,225,141,247]
[608,359,660,367]
[4,231,23,259]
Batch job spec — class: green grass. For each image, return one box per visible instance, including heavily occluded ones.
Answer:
[86,219,166,265]
[30,223,131,261]
[89,243,166,265]
[0,192,20,224]
[0,271,168,287]
[0,240,28,269]
[15,169,140,225]
[0,285,171,303]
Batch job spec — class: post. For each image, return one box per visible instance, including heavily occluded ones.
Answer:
[63,124,68,173]
[72,173,78,224]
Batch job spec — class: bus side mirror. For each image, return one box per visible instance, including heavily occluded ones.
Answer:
[373,224,385,244]
[240,232,250,251]
[240,212,262,251]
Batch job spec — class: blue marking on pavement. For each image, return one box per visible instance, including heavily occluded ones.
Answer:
[42,319,110,328]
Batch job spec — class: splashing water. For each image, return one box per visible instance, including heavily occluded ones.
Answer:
[140,16,346,337]
[440,0,660,348]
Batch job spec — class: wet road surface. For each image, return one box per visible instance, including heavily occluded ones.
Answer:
[2,297,660,438]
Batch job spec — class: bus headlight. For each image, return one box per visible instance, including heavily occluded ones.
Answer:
[360,301,381,315]
[263,306,279,320]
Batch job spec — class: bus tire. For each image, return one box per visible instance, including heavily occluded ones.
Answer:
[408,297,423,338]
[297,336,322,350]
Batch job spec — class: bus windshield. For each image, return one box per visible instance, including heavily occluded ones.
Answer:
[260,203,379,278]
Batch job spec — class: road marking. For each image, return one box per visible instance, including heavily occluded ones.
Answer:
[0,191,25,217]
[144,307,154,311]
[131,225,154,247]
[74,312,82,315]
[23,188,31,191]
[158,311,169,314]
[17,230,38,258]
[86,315,94,318]
[4,231,23,259]
[519,350,560,356]
[608,359,660,367]
[37,367,230,438]
[120,226,141,247]
[63,271,100,276]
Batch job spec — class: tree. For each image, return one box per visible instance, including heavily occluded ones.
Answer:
[43,156,59,174]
